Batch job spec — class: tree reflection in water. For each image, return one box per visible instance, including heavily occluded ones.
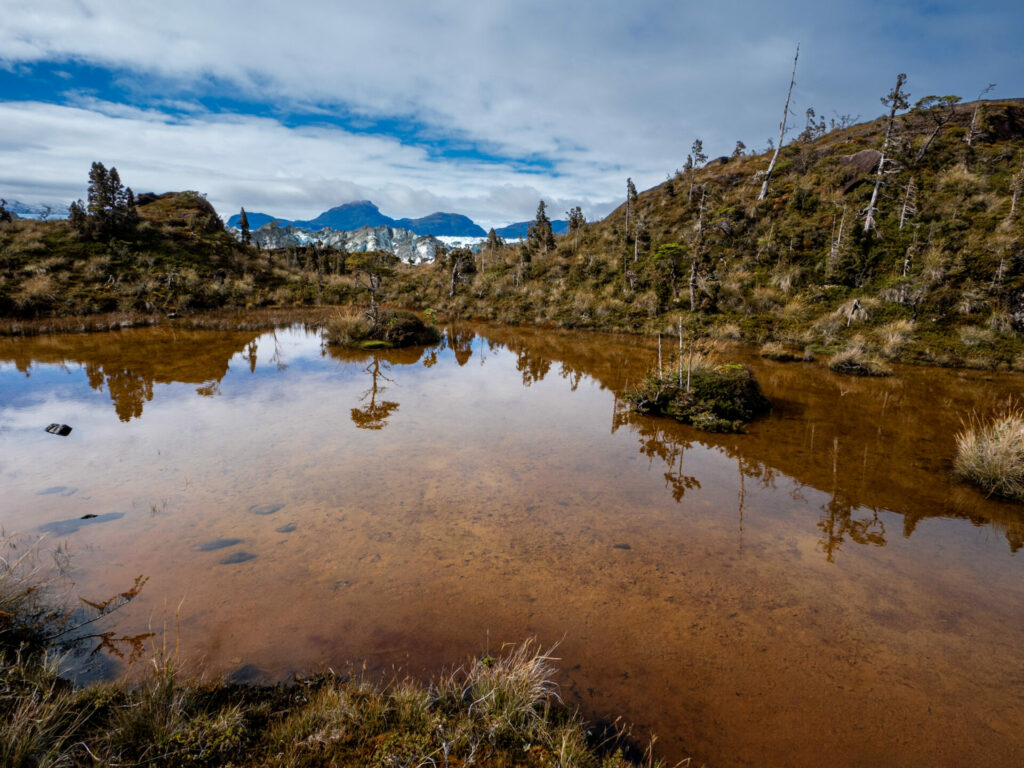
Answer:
[350,358,399,430]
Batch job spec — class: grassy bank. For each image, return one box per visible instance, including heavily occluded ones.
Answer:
[1,543,664,768]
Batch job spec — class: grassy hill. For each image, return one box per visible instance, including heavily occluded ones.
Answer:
[0,191,364,321]
[399,98,1024,369]
[2,98,1023,369]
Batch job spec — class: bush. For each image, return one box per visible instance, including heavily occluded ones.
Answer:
[625,360,771,433]
[324,308,440,349]
[955,408,1024,501]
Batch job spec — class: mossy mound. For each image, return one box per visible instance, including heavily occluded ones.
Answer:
[326,308,440,349]
[626,364,771,432]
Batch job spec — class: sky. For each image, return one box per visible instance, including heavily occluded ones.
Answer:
[0,1,1021,228]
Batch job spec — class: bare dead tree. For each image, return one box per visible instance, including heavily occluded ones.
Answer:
[864,73,909,234]
[898,177,918,231]
[758,44,799,201]
[1009,155,1023,221]
[966,83,997,149]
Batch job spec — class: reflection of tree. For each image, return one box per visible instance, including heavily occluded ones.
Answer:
[243,340,259,373]
[448,327,474,367]
[105,366,154,422]
[817,496,887,563]
[350,358,399,430]
[613,396,700,501]
[515,348,551,387]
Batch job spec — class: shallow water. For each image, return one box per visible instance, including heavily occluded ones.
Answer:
[1,323,1022,768]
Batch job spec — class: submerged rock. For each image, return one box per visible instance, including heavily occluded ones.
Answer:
[197,538,244,552]
[249,503,284,516]
[39,512,124,536]
[219,551,258,565]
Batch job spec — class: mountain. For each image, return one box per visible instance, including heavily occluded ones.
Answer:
[495,219,570,238]
[1,199,68,219]
[393,212,483,237]
[298,200,394,230]
[227,201,486,237]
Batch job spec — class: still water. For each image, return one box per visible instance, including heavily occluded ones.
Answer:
[1,323,1022,767]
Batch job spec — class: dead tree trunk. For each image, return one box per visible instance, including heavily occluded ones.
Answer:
[899,177,917,231]
[864,73,908,234]
[758,45,799,201]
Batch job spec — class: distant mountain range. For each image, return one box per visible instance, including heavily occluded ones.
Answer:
[228,200,484,237]
[227,200,568,239]
[1,199,68,218]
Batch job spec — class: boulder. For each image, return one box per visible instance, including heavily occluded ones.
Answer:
[839,149,882,175]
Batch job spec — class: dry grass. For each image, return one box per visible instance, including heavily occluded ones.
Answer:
[828,339,892,377]
[955,407,1024,501]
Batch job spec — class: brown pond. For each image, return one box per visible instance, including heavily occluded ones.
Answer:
[1,322,1022,767]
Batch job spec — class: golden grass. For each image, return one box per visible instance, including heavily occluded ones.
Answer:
[955,407,1024,501]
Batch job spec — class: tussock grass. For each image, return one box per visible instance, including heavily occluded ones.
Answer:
[828,340,892,377]
[955,407,1024,501]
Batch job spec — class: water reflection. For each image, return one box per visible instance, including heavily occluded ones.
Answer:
[2,321,1023,768]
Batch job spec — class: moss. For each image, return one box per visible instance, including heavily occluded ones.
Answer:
[625,363,771,433]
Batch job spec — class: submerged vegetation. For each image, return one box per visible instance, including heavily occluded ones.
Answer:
[955,406,1024,501]
[0,540,655,768]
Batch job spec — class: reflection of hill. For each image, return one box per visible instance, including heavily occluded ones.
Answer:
[0,328,261,421]
[474,324,1024,556]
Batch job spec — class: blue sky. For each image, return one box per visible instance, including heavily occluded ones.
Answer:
[0,0,1021,227]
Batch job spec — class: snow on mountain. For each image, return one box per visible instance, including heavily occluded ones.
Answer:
[240,223,442,264]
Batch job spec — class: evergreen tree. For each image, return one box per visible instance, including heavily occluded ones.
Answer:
[526,200,555,257]
[76,161,138,238]
[0,199,12,224]
[625,178,638,232]
[566,206,585,252]
[239,207,251,245]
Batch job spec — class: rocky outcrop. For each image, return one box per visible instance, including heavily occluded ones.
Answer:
[240,223,441,264]
[840,149,882,175]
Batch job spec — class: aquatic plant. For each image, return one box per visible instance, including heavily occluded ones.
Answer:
[955,407,1024,501]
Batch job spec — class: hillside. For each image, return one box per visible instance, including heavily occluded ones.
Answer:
[0,191,361,319]
[395,98,1024,369]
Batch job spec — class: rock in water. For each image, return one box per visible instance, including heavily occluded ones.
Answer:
[45,423,72,436]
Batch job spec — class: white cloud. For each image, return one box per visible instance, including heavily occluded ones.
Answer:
[0,1,1021,222]
[0,101,617,226]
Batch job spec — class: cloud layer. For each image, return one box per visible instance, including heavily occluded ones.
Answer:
[1,0,1021,224]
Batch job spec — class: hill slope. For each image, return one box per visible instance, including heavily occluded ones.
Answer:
[397,98,1024,369]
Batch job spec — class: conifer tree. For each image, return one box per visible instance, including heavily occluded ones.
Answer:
[625,178,638,231]
[689,139,706,201]
[239,207,251,245]
[566,206,585,252]
[526,200,555,257]
[0,199,11,224]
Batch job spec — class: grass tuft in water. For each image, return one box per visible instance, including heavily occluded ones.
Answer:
[955,407,1024,501]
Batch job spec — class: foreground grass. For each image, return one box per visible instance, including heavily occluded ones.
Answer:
[1,546,663,768]
[955,406,1024,501]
